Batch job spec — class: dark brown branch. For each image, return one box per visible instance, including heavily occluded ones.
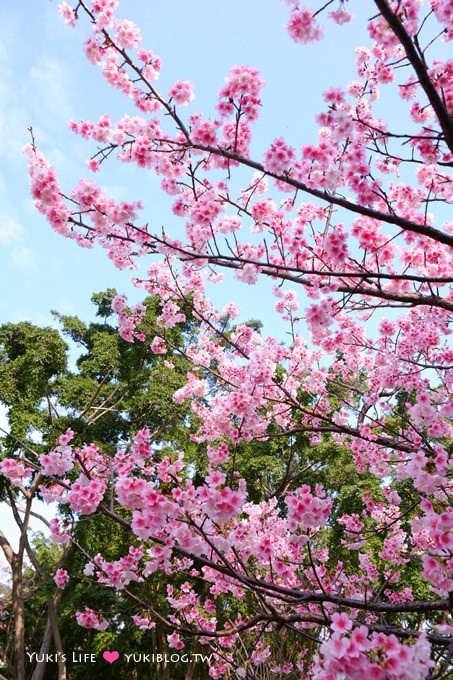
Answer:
[190,143,453,248]
[373,0,453,153]
[0,530,15,566]
[97,505,448,615]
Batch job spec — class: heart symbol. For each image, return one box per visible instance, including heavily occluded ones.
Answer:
[103,650,120,664]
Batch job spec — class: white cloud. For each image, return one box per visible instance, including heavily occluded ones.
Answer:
[0,214,24,246]
[28,57,72,122]
[0,10,75,273]
[0,10,74,163]
[10,245,36,272]
[0,175,35,270]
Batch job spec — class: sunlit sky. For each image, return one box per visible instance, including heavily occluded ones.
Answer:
[1,0,447,569]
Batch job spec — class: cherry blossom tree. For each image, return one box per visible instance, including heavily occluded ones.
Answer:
[6,0,453,676]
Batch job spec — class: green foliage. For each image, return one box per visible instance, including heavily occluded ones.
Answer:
[50,291,197,451]
[0,322,67,448]
[0,291,201,678]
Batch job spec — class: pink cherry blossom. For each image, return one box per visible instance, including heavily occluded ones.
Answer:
[75,607,109,631]
[114,19,141,49]
[330,612,353,634]
[286,7,323,44]
[54,568,70,589]
[169,80,195,106]
[0,459,33,486]
[58,1,76,26]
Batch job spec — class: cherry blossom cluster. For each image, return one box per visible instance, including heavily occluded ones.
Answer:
[17,0,453,675]
[215,64,264,123]
[24,145,71,238]
[0,458,32,486]
[286,6,323,44]
[85,546,144,590]
[50,518,72,545]
[75,607,109,631]
[431,0,453,36]
[54,568,70,590]
[39,429,74,476]
[314,620,434,680]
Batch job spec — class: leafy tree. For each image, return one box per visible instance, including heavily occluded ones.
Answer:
[0,291,199,679]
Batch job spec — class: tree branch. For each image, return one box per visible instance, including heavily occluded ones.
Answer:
[373,0,453,153]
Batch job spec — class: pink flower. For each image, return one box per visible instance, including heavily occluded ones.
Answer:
[217,65,263,121]
[86,158,100,172]
[328,633,350,659]
[203,484,246,523]
[191,118,218,145]
[222,302,241,318]
[150,336,167,354]
[50,519,71,545]
[169,80,195,106]
[39,444,73,477]
[235,263,259,285]
[287,8,323,44]
[167,632,184,649]
[58,1,76,27]
[331,612,353,633]
[67,476,107,515]
[75,607,109,630]
[286,485,332,532]
[116,477,148,509]
[329,9,352,25]
[114,19,141,49]
[0,459,32,485]
[305,298,336,334]
[132,614,156,630]
[54,568,70,589]
[207,443,229,465]
[263,137,295,175]
[351,625,369,651]
[39,483,67,503]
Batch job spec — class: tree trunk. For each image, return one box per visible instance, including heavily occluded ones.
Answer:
[11,555,25,680]
[29,594,66,680]
[48,596,67,680]
[30,614,52,680]
[152,624,171,680]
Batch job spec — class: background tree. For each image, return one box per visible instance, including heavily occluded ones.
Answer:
[0,291,200,679]
[0,322,68,680]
